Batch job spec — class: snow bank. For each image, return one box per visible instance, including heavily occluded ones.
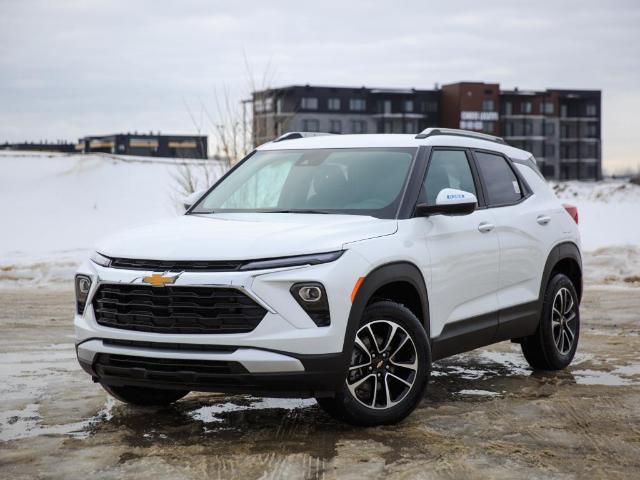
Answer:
[551,181,640,251]
[0,152,638,288]
[0,151,224,287]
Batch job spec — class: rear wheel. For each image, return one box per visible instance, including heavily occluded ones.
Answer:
[317,301,430,426]
[101,383,189,406]
[521,273,580,370]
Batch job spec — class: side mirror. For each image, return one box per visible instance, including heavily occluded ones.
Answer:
[184,189,206,211]
[415,188,477,217]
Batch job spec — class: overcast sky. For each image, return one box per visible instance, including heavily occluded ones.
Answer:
[1,0,639,172]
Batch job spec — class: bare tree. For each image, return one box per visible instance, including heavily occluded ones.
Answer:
[173,56,278,206]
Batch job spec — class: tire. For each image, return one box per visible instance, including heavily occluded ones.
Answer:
[101,383,189,406]
[317,301,431,426]
[521,273,580,370]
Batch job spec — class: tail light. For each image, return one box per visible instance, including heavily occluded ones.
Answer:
[563,204,579,224]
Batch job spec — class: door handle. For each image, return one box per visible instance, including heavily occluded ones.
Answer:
[478,222,495,233]
[537,215,551,225]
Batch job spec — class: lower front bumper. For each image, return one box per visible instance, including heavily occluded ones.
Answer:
[77,339,346,398]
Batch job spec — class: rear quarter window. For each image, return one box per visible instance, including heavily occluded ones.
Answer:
[474,151,523,206]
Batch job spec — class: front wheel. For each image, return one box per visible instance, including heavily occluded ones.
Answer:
[521,273,580,370]
[101,383,189,406]
[317,301,431,426]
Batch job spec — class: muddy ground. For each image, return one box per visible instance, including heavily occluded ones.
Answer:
[0,287,639,480]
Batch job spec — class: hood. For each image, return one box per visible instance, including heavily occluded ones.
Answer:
[95,213,397,261]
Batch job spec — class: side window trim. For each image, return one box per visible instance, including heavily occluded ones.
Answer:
[470,148,530,209]
[422,147,483,207]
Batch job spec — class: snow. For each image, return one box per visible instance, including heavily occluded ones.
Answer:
[0,151,224,286]
[551,181,640,251]
[0,151,639,287]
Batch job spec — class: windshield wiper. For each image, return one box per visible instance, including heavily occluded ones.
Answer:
[265,209,331,214]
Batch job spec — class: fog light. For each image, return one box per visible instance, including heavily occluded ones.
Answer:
[290,282,330,327]
[298,285,322,302]
[75,274,92,314]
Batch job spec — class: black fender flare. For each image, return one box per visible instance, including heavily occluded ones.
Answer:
[539,241,582,305]
[338,262,430,374]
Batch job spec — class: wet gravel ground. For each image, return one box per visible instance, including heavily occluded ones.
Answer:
[1,287,639,479]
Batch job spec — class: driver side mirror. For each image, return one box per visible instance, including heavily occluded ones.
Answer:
[184,189,207,211]
[415,188,477,217]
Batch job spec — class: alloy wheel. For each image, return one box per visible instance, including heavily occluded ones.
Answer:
[346,320,418,410]
[552,287,577,355]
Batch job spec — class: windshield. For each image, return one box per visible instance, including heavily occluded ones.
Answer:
[191,147,416,219]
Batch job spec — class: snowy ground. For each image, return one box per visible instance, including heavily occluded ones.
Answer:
[0,151,224,286]
[0,151,639,287]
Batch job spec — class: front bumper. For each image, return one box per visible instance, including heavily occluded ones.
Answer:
[76,339,344,397]
[74,250,368,396]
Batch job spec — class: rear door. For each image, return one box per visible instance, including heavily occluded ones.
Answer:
[471,150,547,339]
[421,148,500,346]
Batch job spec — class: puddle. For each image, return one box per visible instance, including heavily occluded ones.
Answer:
[572,370,632,386]
[189,397,316,424]
[572,363,640,386]
[456,389,501,397]
[0,398,115,442]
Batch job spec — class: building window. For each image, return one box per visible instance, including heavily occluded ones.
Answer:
[504,122,513,137]
[422,101,438,113]
[587,123,597,137]
[349,98,366,111]
[302,119,319,132]
[503,101,512,115]
[482,99,495,111]
[524,121,533,135]
[544,122,555,136]
[522,102,532,114]
[328,98,341,111]
[276,98,283,113]
[561,104,568,118]
[545,143,555,157]
[329,120,342,133]
[586,104,597,116]
[383,100,392,114]
[404,120,417,133]
[301,97,318,110]
[352,120,367,133]
[482,122,494,134]
[543,102,554,114]
[404,100,414,113]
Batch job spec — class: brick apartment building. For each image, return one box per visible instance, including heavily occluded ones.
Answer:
[252,82,602,180]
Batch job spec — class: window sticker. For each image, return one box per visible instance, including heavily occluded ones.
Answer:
[513,181,521,194]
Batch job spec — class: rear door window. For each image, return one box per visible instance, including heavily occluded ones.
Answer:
[474,151,523,206]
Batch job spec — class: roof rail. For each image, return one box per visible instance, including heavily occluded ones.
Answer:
[273,131,335,142]
[415,128,507,145]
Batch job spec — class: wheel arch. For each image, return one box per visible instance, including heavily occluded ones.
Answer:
[540,242,583,304]
[340,262,430,373]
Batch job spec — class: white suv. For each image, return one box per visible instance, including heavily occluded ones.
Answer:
[74,128,582,426]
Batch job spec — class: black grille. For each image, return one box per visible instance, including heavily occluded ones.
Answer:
[94,353,248,385]
[109,257,244,272]
[93,284,267,334]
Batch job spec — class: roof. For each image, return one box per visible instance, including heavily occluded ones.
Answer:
[257,133,531,160]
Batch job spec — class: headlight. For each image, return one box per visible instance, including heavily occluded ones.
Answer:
[291,282,330,327]
[75,274,92,314]
[90,251,111,267]
[239,251,344,271]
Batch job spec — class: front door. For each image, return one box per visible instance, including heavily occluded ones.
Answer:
[419,149,501,353]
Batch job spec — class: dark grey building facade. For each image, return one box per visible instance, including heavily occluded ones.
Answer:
[77,133,208,159]
[252,83,602,181]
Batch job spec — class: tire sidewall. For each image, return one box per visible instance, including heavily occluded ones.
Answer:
[335,301,431,425]
[540,273,580,369]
